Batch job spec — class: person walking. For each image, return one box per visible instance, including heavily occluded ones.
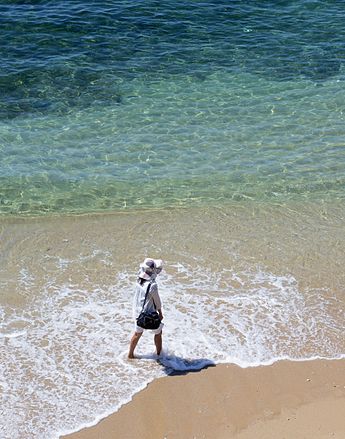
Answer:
[128,258,164,359]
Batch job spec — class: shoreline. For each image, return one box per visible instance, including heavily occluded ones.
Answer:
[61,358,345,439]
[1,197,344,222]
[2,204,344,438]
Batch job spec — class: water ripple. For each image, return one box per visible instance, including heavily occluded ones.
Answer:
[1,1,345,214]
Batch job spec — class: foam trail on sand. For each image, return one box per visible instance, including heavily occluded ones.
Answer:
[1,256,344,439]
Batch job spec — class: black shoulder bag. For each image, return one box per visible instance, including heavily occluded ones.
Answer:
[136,282,161,330]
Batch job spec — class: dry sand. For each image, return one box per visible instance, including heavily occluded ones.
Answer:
[62,359,345,439]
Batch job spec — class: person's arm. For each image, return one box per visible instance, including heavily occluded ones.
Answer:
[158,308,163,320]
[151,285,163,320]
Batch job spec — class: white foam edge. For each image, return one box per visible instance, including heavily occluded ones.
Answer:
[55,353,345,439]
[220,353,345,369]
[54,379,150,439]
[0,330,27,338]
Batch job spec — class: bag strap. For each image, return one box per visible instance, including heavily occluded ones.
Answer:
[139,281,152,314]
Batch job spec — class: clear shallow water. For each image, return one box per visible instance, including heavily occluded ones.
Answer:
[1,0,345,215]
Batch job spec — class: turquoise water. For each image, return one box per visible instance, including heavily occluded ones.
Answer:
[1,0,345,215]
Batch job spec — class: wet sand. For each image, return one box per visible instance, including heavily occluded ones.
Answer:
[62,359,345,439]
[2,204,344,438]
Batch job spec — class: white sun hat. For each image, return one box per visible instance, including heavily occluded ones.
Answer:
[138,258,163,280]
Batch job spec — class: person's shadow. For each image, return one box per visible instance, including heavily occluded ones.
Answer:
[157,354,215,376]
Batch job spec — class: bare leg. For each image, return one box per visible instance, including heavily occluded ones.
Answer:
[128,332,142,359]
[154,332,162,356]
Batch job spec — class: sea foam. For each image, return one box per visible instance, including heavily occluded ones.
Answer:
[0,256,344,439]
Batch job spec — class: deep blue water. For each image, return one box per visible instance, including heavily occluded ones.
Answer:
[1,0,345,215]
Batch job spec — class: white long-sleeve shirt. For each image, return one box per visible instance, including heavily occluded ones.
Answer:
[132,279,162,319]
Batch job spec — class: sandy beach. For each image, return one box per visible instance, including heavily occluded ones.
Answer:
[1,207,344,438]
[62,359,345,439]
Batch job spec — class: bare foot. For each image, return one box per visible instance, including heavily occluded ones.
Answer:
[128,354,135,359]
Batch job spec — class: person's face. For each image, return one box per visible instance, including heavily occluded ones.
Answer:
[155,267,162,275]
